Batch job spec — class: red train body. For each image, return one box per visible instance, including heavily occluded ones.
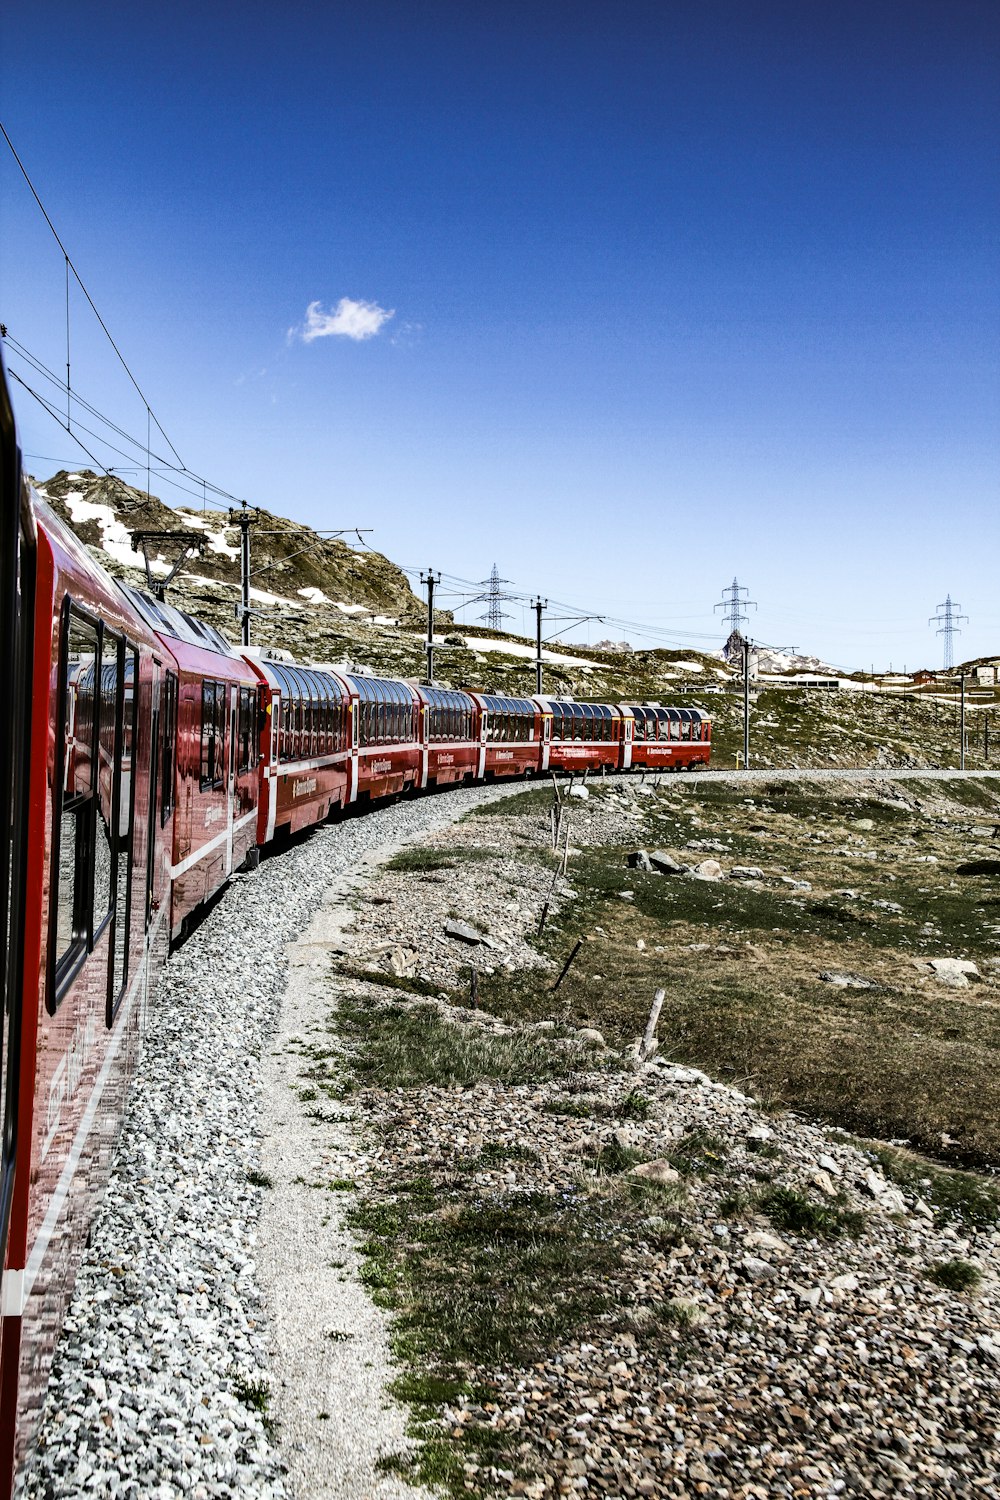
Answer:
[0,362,710,1494]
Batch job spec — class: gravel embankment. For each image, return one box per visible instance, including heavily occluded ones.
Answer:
[17,780,532,1500]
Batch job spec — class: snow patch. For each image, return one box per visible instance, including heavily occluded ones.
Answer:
[62,492,169,574]
[463,636,597,668]
[298,587,331,605]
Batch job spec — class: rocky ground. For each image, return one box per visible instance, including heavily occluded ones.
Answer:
[291,770,1000,1499]
[18,770,1000,1500]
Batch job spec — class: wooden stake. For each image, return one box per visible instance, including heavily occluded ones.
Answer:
[551,938,583,992]
[636,987,666,1066]
[559,819,571,876]
[469,967,479,1010]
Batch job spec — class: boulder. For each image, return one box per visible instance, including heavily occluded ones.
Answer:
[956,859,1000,876]
[576,1028,606,1047]
[568,783,590,800]
[929,957,980,982]
[730,866,766,880]
[627,850,652,871]
[444,919,487,945]
[691,858,723,881]
[648,850,689,876]
[819,971,876,990]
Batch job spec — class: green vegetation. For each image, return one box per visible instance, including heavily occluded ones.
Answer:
[466,776,1000,1168]
[335,994,602,1092]
[925,1258,983,1293]
[231,1373,278,1439]
[757,1186,865,1239]
[246,1168,273,1189]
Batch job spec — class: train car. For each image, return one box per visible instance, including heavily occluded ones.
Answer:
[0,442,173,1490]
[416,686,480,786]
[347,673,423,802]
[536,697,624,774]
[119,588,261,940]
[250,654,352,842]
[469,694,541,779]
[625,704,711,770]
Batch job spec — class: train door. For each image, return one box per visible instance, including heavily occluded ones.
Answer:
[144,664,161,930]
[348,693,359,805]
[225,689,237,876]
[621,712,634,771]
[419,697,429,790]
[477,702,487,781]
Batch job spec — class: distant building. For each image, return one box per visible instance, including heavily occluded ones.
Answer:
[974,665,997,685]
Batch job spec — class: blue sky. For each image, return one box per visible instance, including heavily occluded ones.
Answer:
[2,1,998,669]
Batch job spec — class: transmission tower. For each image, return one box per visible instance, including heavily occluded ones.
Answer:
[929,594,968,671]
[476,563,517,631]
[714,577,757,634]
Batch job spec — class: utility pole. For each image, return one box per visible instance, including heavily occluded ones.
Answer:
[229,503,254,646]
[930,595,968,671]
[743,639,751,770]
[420,568,440,684]
[960,673,966,771]
[533,596,547,695]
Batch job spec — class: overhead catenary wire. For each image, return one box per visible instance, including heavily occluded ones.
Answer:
[0,119,185,470]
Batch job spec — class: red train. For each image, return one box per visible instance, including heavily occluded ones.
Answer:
[0,360,710,1494]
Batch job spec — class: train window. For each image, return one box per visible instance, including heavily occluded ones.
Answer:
[200,680,227,788]
[237,687,254,772]
[161,671,178,823]
[53,609,100,992]
[110,647,138,1014]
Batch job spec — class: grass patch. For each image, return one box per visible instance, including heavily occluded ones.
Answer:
[337,995,588,1091]
[861,1142,1000,1228]
[925,1258,983,1293]
[666,1129,730,1178]
[246,1169,273,1189]
[231,1373,277,1439]
[385,846,458,872]
[757,1186,864,1239]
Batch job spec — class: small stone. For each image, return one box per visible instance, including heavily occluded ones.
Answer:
[628,1160,681,1185]
[741,1255,779,1281]
[819,971,875,989]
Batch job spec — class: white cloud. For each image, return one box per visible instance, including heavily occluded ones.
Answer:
[296,297,395,343]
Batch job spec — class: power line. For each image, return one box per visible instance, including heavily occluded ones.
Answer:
[0,119,186,469]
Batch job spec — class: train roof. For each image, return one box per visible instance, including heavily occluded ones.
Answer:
[117,584,242,656]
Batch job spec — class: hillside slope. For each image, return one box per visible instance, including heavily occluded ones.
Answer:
[34,469,997,771]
